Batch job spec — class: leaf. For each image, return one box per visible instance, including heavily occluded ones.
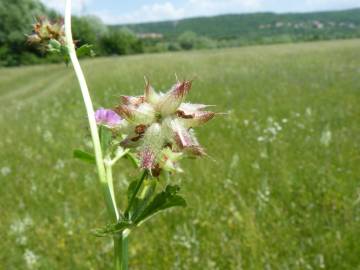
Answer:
[128,180,157,221]
[134,185,186,225]
[73,149,96,164]
[99,126,112,154]
[125,152,140,168]
[47,42,70,65]
[127,179,140,205]
[60,45,70,65]
[63,54,70,66]
[48,39,61,52]
[76,44,95,58]
[125,174,157,220]
[92,220,133,237]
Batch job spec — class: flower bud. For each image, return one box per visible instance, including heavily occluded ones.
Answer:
[159,148,183,173]
[27,34,42,44]
[156,81,192,116]
[27,17,66,51]
[178,111,215,128]
[115,103,156,125]
[139,123,164,169]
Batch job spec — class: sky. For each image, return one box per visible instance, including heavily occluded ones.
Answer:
[41,0,360,24]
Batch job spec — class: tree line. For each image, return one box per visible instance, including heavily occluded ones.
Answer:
[1,0,360,67]
[0,0,144,66]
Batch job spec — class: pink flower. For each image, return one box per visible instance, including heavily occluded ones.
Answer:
[112,78,216,173]
[95,108,122,128]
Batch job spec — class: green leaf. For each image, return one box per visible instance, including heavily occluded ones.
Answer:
[48,39,61,52]
[99,126,112,154]
[76,44,95,58]
[73,149,96,164]
[92,220,133,237]
[125,152,140,168]
[127,179,140,205]
[47,42,70,65]
[128,180,157,221]
[125,170,148,218]
[134,185,186,225]
[60,45,69,59]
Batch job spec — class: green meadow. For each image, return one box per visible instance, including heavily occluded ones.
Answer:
[1,39,360,269]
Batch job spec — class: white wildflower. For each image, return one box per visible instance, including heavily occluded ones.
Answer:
[54,159,65,170]
[320,128,332,147]
[43,130,53,142]
[1,166,11,176]
[306,107,312,116]
[24,249,39,269]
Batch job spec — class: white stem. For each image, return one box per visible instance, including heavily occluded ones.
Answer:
[64,0,119,221]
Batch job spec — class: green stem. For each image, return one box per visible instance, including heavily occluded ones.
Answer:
[105,160,117,212]
[64,0,119,221]
[125,170,148,217]
[65,1,122,269]
[114,231,130,270]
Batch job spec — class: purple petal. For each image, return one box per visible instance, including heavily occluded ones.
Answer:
[95,108,122,127]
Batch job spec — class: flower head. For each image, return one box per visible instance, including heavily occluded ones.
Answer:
[109,78,215,174]
[27,17,66,50]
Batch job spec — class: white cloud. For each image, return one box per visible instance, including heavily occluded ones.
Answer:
[95,0,264,24]
[303,0,360,10]
[41,0,360,24]
[188,0,263,11]
[94,2,185,24]
[40,0,91,14]
[186,0,263,15]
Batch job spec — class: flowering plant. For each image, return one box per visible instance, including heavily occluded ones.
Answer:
[27,16,94,64]
[28,1,216,269]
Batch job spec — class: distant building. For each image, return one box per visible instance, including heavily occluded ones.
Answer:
[313,20,324,29]
[137,33,164,39]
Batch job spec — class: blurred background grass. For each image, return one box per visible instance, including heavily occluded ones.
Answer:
[1,39,360,269]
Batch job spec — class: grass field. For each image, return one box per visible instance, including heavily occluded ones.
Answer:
[1,39,360,269]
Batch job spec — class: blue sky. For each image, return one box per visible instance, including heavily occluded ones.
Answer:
[41,0,360,24]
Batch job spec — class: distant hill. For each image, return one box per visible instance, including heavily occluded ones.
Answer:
[112,8,360,42]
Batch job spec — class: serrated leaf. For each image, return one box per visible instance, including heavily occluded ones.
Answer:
[99,126,112,154]
[73,149,96,164]
[76,44,95,58]
[134,185,186,225]
[92,220,133,237]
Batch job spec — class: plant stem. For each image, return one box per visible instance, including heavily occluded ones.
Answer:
[65,0,119,222]
[114,230,130,270]
[105,159,117,210]
[125,170,148,216]
[64,1,124,269]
